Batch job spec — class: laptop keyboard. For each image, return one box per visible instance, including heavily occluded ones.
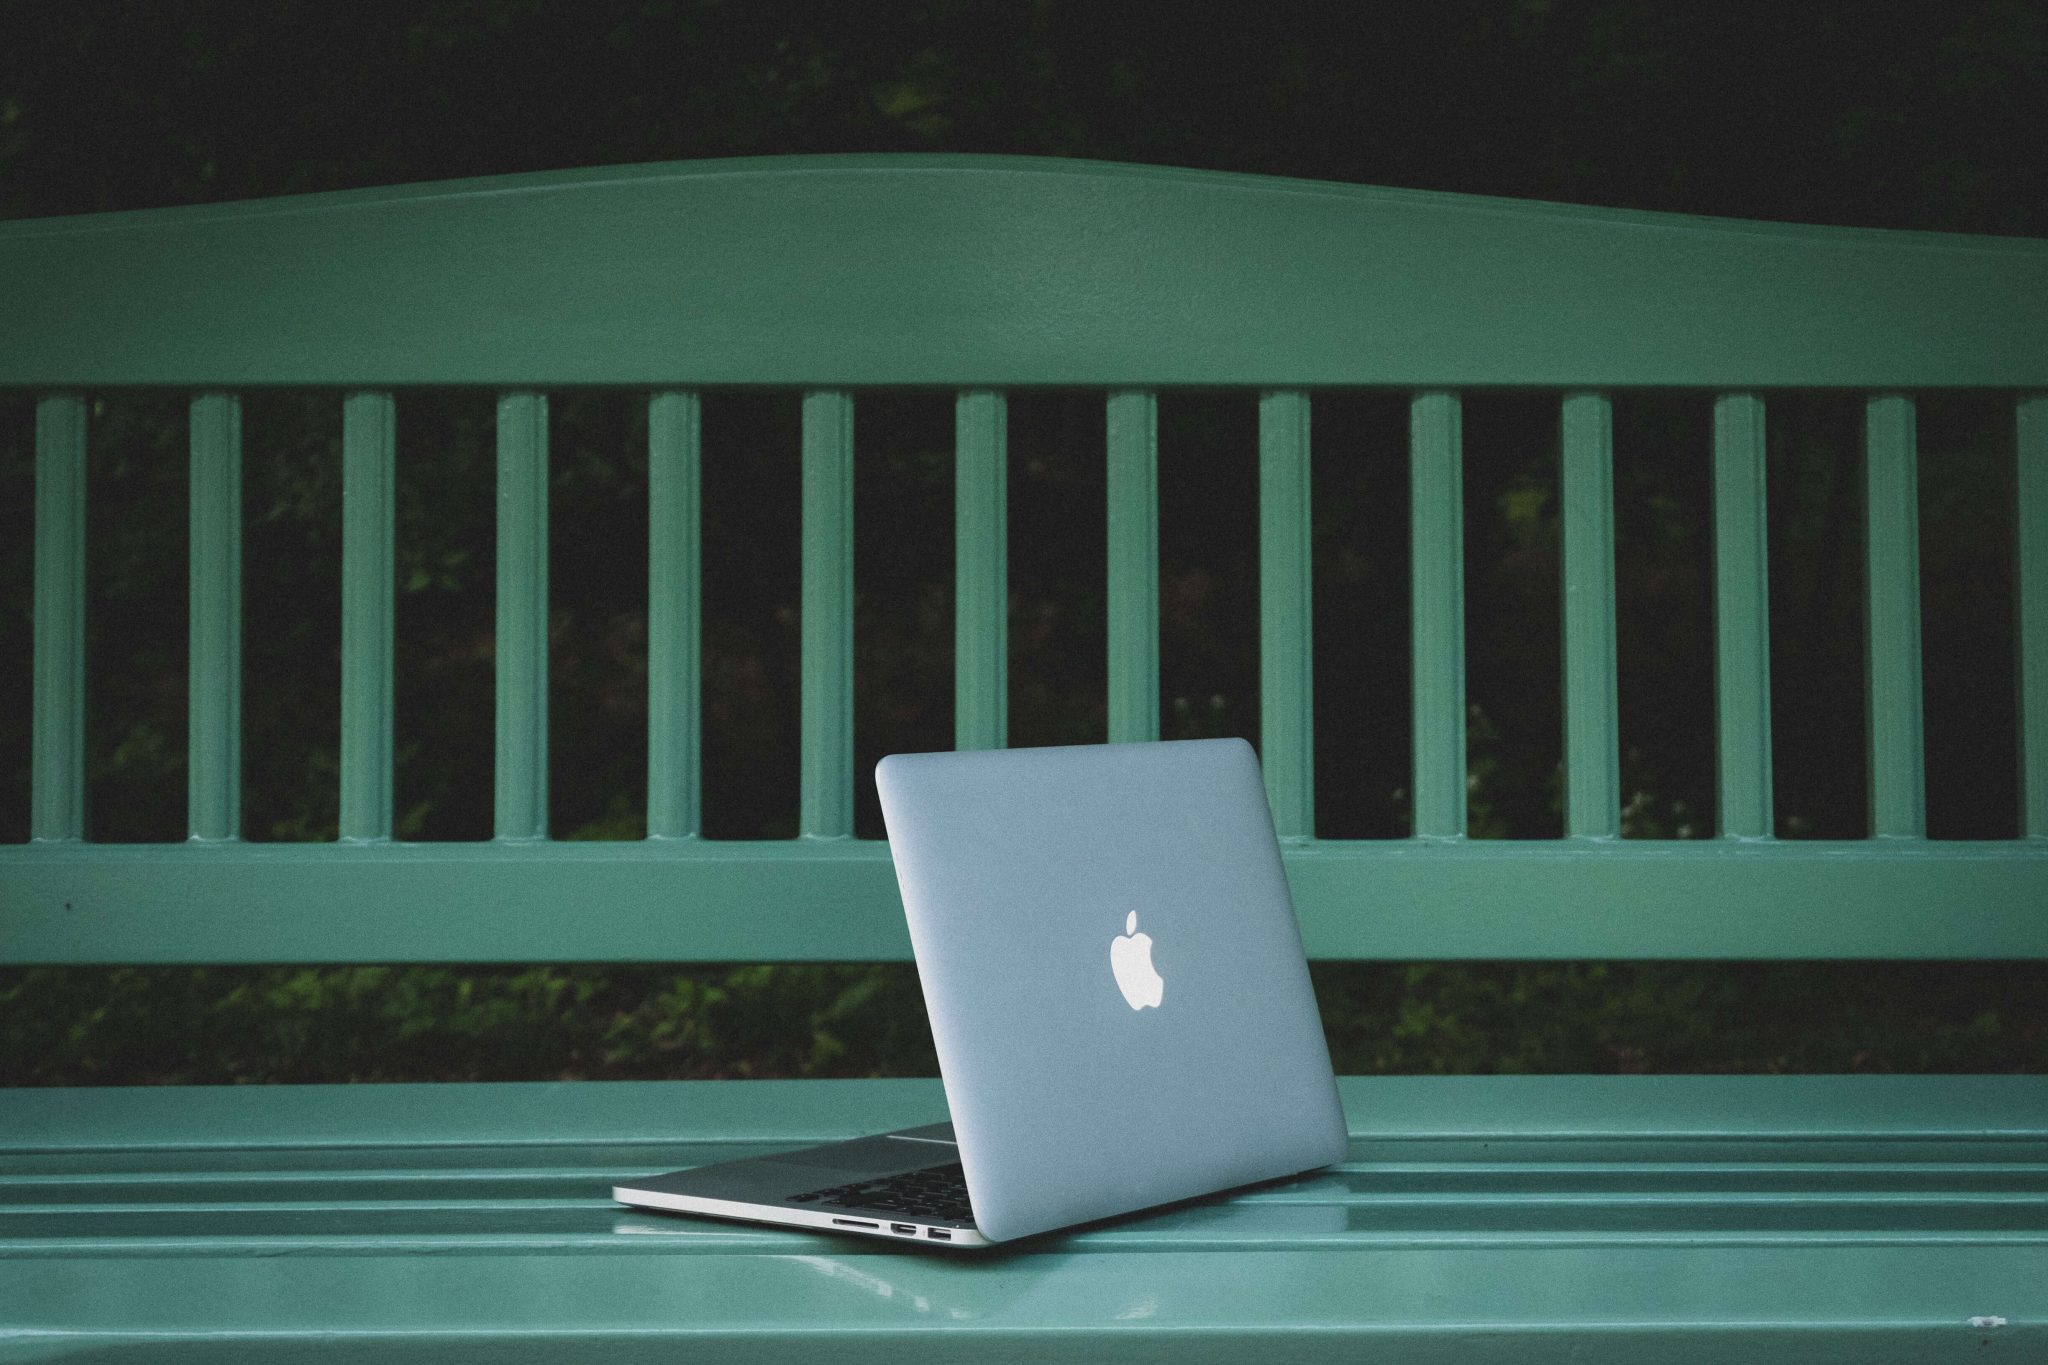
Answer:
[786,1161,973,1224]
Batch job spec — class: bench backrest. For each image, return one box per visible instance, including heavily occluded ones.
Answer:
[3,154,2045,965]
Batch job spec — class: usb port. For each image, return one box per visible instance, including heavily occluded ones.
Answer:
[927,1229,952,1241]
[891,1223,916,1236]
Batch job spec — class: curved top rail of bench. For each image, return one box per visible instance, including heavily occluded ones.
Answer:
[1,153,2042,389]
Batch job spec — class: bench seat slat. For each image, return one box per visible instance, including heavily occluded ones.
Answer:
[11,1200,2048,1254]
[5,1247,2038,1362]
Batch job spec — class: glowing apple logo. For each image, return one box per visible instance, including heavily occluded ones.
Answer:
[1110,910,1164,1010]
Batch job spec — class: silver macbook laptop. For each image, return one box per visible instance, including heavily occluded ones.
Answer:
[612,737,1348,1247]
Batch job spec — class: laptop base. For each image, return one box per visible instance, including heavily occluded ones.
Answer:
[613,1123,993,1249]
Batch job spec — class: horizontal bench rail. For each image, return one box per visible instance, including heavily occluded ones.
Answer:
[2,155,2044,388]
[3,838,2046,964]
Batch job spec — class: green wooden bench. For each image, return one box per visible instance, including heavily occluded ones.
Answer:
[4,154,2046,1360]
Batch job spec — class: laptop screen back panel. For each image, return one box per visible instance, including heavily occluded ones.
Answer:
[877,738,1348,1244]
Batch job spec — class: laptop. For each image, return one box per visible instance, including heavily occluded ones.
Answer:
[611,737,1348,1247]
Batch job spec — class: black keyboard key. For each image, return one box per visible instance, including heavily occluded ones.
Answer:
[788,1160,972,1222]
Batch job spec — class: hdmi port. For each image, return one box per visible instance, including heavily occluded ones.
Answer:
[891,1223,916,1235]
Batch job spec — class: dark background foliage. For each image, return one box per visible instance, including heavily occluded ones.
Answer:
[2,0,2044,1082]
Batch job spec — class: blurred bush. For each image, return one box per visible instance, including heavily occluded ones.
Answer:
[4,960,2040,1085]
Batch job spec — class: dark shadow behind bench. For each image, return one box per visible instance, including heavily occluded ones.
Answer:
[2,154,2046,1360]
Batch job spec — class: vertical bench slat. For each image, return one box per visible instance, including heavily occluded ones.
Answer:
[2016,395,2047,837]
[31,394,86,842]
[494,392,549,841]
[647,391,702,838]
[1106,391,1160,743]
[1410,391,1467,839]
[1713,393,1774,839]
[1864,394,1926,838]
[1561,392,1621,837]
[955,390,1008,752]
[1259,390,1313,836]
[801,390,854,837]
[340,392,397,841]
[187,393,242,841]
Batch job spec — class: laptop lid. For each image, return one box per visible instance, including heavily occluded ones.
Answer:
[876,737,1347,1243]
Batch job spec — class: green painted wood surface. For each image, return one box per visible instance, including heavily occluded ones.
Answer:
[1561,394,1621,839]
[1865,395,1927,839]
[4,1077,2042,1360]
[494,392,550,841]
[1409,392,1467,840]
[1712,393,1773,839]
[185,393,241,843]
[1258,390,1313,837]
[801,391,855,838]
[2019,396,2048,838]
[646,391,703,839]
[8,150,2048,1365]
[3,155,2043,389]
[953,390,1007,752]
[339,392,396,842]
[30,395,85,844]
[1105,391,1159,744]
[1,839,2044,964]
